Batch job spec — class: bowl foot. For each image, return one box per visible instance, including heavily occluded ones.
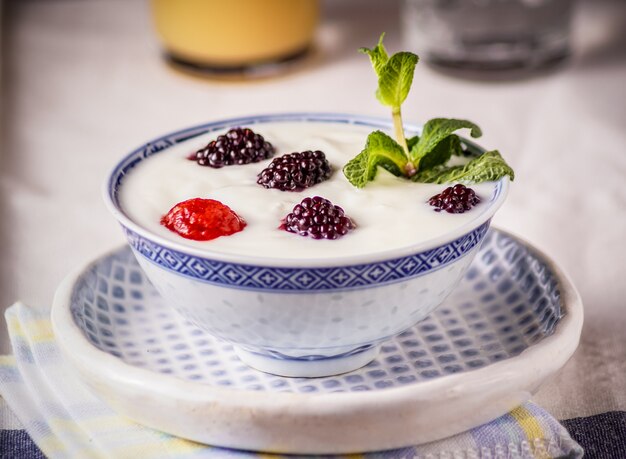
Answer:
[234,345,381,378]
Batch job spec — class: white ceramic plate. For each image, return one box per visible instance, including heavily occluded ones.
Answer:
[51,228,583,454]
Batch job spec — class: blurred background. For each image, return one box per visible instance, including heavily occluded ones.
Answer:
[0,0,625,426]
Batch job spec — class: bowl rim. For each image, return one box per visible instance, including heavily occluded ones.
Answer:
[103,112,510,268]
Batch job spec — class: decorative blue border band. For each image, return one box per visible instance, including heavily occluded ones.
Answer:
[123,221,489,292]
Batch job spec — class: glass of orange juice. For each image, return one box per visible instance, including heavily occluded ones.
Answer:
[151,0,319,70]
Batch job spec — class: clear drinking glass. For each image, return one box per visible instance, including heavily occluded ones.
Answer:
[402,0,575,71]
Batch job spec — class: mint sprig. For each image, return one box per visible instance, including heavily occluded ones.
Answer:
[360,34,417,156]
[343,34,514,188]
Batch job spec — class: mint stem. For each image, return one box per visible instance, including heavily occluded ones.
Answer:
[392,107,409,156]
[392,107,416,177]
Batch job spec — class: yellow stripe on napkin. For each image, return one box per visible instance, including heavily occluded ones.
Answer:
[510,405,551,458]
[6,310,54,344]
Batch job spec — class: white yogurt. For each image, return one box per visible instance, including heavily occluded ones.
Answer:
[119,122,497,259]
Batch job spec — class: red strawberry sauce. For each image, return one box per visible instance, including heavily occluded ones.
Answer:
[160,198,246,241]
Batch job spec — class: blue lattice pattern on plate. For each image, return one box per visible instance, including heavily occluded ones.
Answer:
[69,229,562,393]
[123,222,489,292]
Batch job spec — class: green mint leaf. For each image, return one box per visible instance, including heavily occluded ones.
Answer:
[412,150,515,184]
[407,135,420,151]
[452,137,471,156]
[418,134,463,171]
[376,52,418,108]
[342,150,370,188]
[343,131,407,188]
[359,33,389,76]
[410,118,482,165]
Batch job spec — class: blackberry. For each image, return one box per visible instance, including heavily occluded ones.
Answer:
[193,127,274,168]
[257,150,332,191]
[428,184,480,214]
[281,196,355,240]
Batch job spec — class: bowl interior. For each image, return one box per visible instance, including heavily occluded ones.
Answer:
[104,113,509,267]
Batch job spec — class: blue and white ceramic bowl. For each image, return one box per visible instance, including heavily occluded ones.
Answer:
[104,113,510,377]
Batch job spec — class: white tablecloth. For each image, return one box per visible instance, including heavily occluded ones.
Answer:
[1,0,625,423]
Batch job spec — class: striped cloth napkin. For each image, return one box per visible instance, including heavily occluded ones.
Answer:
[0,303,583,459]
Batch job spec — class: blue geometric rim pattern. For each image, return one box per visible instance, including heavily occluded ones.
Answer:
[123,222,489,292]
